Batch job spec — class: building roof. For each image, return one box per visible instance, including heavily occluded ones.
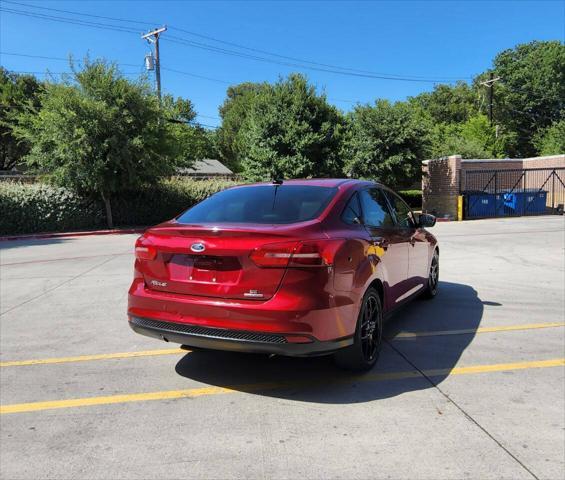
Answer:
[177,159,234,176]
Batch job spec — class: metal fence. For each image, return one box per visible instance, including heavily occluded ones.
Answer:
[461,167,565,219]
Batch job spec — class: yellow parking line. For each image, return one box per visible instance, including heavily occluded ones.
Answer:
[0,348,185,367]
[2,322,563,368]
[391,322,565,339]
[1,358,563,415]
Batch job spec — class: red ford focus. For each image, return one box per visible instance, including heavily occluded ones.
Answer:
[128,179,438,370]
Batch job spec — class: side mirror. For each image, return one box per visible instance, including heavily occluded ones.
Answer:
[418,213,436,228]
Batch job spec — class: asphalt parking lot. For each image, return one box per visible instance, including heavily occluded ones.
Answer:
[1,216,564,480]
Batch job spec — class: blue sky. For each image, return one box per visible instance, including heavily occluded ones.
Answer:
[1,0,564,127]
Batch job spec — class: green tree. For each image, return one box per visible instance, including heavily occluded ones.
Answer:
[216,82,267,171]
[534,119,565,155]
[487,40,565,157]
[238,74,345,180]
[161,95,217,163]
[177,126,218,163]
[12,60,192,227]
[409,81,478,124]
[429,114,517,159]
[342,100,429,187]
[0,68,42,170]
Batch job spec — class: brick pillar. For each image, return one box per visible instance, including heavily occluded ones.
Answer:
[422,155,462,219]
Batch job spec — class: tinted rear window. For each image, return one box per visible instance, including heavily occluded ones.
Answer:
[177,185,337,225]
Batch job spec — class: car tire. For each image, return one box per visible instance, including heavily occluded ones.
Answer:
[334,287,383,371]
[422,250,439,299]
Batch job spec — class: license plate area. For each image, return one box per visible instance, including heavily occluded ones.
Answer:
[167,254,241,284]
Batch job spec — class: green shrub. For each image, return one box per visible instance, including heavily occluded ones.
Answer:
[0,182,105,235]
[398,189,422,209]
[0,178,239,235]
[0,181,422,235]
[111,177,239,226]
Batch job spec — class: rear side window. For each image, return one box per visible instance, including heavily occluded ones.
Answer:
[176,185,337,225]
[382,190,414,228]
[359,189,395,227]
[342,192,362,225]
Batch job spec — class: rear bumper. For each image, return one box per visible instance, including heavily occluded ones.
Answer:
[128,277,360,343]
[129,316,353,357]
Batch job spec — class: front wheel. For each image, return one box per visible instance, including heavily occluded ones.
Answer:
[422,250,439,299]
[334,287,383,371]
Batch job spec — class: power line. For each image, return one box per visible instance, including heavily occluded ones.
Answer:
[2,52,361,105]
[0,51,230,84]
[0,51,142,68]
[2,50,361,105]
[0,7,140,35]
[5,0,468,81]
[3,70,143,76]
[165,34,458,83]
[3,0,156,26]
[1,4,467,84]
[167,26,468,81]
[196,114,221,121]
[191,122,219,130]
[162,66,231,84]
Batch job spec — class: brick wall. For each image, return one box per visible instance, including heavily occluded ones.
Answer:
[422,154,565,218]
[422,155,461,219]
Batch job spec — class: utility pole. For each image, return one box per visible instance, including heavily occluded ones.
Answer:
[480,73,501,126]
[142,26,167,102]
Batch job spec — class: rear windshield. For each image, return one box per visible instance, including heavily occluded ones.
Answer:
[176,185,337,225]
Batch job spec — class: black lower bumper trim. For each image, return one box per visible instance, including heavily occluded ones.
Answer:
[128,316,353,357]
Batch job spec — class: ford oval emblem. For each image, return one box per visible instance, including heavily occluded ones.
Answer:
[190,242,206,253]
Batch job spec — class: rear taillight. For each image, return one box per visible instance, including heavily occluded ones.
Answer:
[249,241,298,268]
[135,237,157,261]
[250,240,344,268]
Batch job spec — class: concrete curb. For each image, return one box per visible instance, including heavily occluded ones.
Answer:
[0,227,146,242]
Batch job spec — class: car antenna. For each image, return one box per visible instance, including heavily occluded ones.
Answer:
[271,177,283,210]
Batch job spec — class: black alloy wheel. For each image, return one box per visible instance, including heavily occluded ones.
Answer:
[334,287,383,371]
[423,250,439,299]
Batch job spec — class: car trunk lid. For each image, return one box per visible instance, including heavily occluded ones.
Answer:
[137,224,318,300]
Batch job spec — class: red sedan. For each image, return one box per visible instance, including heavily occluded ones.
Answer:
[128,179,438,370]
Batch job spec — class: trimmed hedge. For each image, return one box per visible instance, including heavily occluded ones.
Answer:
[0,183,106,235]
[110,177,238,226]
[398,189,422,209]
[0,178,238,235]
[0,180,424,236]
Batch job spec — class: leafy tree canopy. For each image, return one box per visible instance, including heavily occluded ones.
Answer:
[534,119,565,156]
[0,68,43,170]
[409,81,478,125]
[12,60,195,226]
[429,114,517,159]
[216,82,268,171]
[488,40,565,157]
[341,100,429,187]
[161,94,218,163]
[5,40,564,195]
[237,74,345,181]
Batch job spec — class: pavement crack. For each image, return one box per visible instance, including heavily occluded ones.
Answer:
[384,339,541,480]
[0,255,120,317]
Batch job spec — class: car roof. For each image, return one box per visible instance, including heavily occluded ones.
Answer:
[236,178,378,189]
